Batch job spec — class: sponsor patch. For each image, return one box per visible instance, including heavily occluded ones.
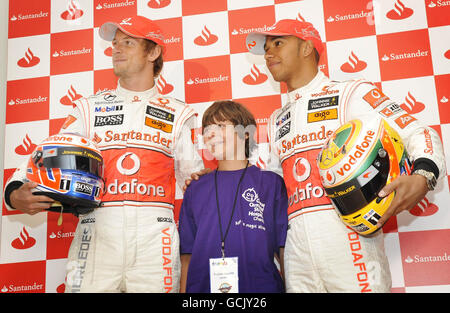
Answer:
[145,116,173,133]
[276,121,291,140]
[308,95,339,110]
[379,102,403,117]
[146,106,175,123]
[276,111,291,127]
[94,114,124,126]
[74,181,93,195]
[395,113,417,129]
[363,88,389,109]
[307,108,338,123]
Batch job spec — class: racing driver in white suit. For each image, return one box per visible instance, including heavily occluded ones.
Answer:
[246,19,446,292]
[3,16,203,292]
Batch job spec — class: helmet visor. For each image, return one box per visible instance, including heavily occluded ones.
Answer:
[324,150,390,216]
[41,147,103,177]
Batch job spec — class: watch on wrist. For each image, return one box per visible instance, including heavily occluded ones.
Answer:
[412,169,437,191]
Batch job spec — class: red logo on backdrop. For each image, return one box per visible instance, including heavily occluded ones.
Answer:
[93,0,137,27]
[228,6,275,54]
[425,0,450,27]
[61,0,84,20]
[323,0,375,41]
[340,51,367,73]
[435,74,450,124]
[243,65,268,85]
[148,0,171,8]
[51,29,94,75]
[8,1,50,38]
[377,29,433,81]
[194,26,218,46]
[445,50,450,59]
[6,77,50,124]
[386,0,414,20]
[60,85,83,107]
[47,212,78,260]
[157,75,174,95]
[11,227,36,250]
[0,261,46,293]
[184,55,231,103]
[409,197,438,216]
[104,47,112,57]
[17,48,40,68]
[156,17,183,62]
[400,91,425,114]
[400,229,450,287]
[15,135,37,155]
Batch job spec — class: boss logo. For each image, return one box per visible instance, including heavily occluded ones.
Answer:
[74,181,93,195]
[94,114,124,126]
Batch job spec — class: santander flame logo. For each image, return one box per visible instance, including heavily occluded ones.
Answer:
[11,227,36,250]
[15,135,37,155]
[194,26,218,46]
[400,91,425,114]
[242,64,268,85]
[60,85,83,107]
[157,75,174,95]
[445,50,450,59]
[386,0,414,20]
[61,0,84,20]
[340,51,367,73]
[17,48,40,68]
[409,197,438,216]
[148,0,171,9]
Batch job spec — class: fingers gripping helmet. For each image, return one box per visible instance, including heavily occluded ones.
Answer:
[26,133,104,216]
[317,117,411,235]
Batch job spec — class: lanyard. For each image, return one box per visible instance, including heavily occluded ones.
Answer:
[214,161,249,259]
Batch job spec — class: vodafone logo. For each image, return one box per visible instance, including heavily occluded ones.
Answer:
[340,51,367,73]
[292,157,311,182]
[194,25,218,46]
[117,152,140,175]
[11,227,36,250]
[386,0,414,20]
[60,0,84,20]
[17,48,40,68]
[242,64,267,85]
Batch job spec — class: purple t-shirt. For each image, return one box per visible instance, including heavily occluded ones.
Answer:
[179,165,288,293]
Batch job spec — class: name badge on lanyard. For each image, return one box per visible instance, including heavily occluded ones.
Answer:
[209,257,239,293]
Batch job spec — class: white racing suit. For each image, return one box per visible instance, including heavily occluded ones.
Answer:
[4,82,203,292]
[261,70,446,292]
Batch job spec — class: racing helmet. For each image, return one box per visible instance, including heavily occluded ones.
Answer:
[317,117,411,235]
[26,133,104,216]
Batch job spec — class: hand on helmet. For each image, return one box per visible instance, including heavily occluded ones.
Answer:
[10,182,55,215]
[375,174,428,228]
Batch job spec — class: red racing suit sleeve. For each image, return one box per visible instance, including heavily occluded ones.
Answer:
[342,80,446,180]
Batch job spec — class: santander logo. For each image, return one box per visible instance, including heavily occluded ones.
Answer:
[340,51,367,73]
[386,0,414,20]
[11,227,36,250]
[157,75,174,95]
[17,48,40,68]
[60,85,83,107]
[60,0,84,20]
[400,91,425,114]
[242,64,267,85]
[148,0,171,9]
[194,26,218,46]
[15,134,37,155]
[409,197,438,216]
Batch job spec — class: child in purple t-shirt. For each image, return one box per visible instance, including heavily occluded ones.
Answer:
[179,100,288,293]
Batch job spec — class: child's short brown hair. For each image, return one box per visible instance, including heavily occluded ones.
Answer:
[202,100,257,158]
